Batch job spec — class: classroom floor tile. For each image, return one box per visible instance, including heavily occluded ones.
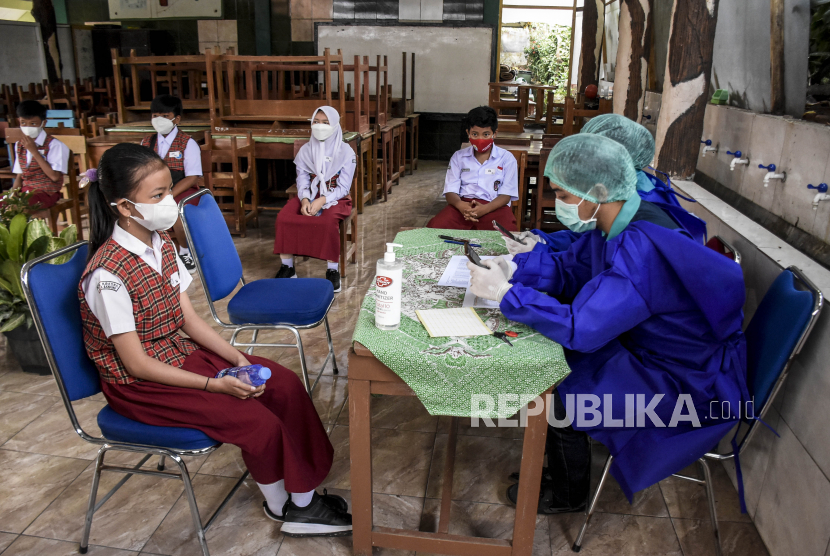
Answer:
[0,161,770,555]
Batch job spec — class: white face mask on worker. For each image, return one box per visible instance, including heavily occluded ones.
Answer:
[151,117,176,136]
[21,126,41,139]
[114,195,179,231]
[311,123,335,141]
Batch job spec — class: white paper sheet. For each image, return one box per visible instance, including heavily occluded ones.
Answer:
[437,255,497,288]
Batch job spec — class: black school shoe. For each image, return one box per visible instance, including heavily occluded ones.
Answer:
[262,489,349,523]
[326,269,342,293]
[275,264,296,279]
[179,253,197,275]
[279,491,353,537]
[506,482,586,515]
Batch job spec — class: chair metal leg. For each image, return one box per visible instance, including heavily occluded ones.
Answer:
[157,456,165,471]
[247,329,259,356]
[80,447,107,554]
[325,316,339,375]
[292,328,312,396]
[698,458,723,556]
[572,454,614,553]
[172,454,210,556]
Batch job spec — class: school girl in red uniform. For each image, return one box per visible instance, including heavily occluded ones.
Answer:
[273,106,356,293]
[79,143,352,538]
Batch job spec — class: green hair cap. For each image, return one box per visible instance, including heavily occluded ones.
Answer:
[581,113,655,170]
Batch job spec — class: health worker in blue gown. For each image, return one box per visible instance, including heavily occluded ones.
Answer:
[467,134,748,514]
[505,114,706,256]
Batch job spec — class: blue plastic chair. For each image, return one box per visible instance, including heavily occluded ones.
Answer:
[573,266,822,555]
[179,189,337,394]
[21,242,247,556]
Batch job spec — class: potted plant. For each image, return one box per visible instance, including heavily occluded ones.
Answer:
[0,212,77,374]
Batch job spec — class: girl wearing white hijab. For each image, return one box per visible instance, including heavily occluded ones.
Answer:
[274,106,357,292]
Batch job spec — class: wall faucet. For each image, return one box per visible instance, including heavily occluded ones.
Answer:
[700,140,718,157]
[759,164,786,186]
[727,150,749,171]
[808,183,830,209]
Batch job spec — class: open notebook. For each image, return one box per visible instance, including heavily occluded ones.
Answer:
[415,307,493,338]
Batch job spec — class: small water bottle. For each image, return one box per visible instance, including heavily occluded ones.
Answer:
[215,364,272,387]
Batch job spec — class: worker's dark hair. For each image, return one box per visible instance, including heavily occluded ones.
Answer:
[150,94,183,117]
[464,105,498,132]
[87,143,166,262]
[16,100,47,121]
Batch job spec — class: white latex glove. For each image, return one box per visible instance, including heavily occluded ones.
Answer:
[491,255,515,280]
[504,231,540,256]
[467,259,512,302]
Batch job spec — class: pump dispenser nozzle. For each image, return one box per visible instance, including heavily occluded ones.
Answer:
[384,243,403,263]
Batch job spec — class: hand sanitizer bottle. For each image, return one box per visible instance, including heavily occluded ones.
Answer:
[375,243,403,331]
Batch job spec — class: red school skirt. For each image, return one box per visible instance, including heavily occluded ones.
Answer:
[427,197,518,232]
[22,186,62,210]
[101,349,333,490]
[273,196,352,262]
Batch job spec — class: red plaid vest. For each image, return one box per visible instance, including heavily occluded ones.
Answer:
[17,135,61,194]
[78,232,198,384]
[142,129,191,172]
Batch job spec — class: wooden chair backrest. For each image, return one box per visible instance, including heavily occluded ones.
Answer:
[507,149,528,227]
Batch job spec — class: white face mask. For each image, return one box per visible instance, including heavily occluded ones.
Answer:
[555,197,600,233]
[311,123,335,141]
[151,117,176,136]
[113,194,179,231]
[21,126,41,139]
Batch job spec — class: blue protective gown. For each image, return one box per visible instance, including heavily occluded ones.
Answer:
[531,171,707,252]
[502,219,748,500]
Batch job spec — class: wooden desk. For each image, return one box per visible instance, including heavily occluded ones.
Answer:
[349,341,550,556]
[87,131,206,167]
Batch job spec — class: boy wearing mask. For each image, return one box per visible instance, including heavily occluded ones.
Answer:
[142,94,203,274]
[427,105,519,231]
[11,100,71,209]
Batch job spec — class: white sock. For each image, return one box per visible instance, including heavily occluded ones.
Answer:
[281,257,294,268]
[326,261,339,271]
[291,489,315,508]
[178,246,190,256]
[257,480,289,516]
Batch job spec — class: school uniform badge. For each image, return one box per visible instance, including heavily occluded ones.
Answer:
[494,180,501,191]
[169,151,182,159]
[170,272,181,288]
[97,281,121,293]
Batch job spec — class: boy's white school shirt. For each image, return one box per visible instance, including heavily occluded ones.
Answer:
[12,129,70,174]
[442,144,519,204]
[81,223,192,338]
[153,127,203,177]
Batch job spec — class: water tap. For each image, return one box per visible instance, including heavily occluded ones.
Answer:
[700,139,717,157]
[759,164,786,186]
[727,150,749,171]
[808,183,830,209]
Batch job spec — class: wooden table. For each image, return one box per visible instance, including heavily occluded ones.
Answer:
[87,130,207,167]
[406,114,419,175]
[348,341,551,556]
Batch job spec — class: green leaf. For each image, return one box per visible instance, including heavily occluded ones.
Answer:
[0,224,9,260]
[25,219,51,252]
[48,238,70,265]
[7,213,27,263]
[59,225,77,247]
[0,312,26,333]
[25,236,51,262]
[0,260,22,298]
[0,276,14,295]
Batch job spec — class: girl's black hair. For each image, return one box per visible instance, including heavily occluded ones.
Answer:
[87,143,166,262]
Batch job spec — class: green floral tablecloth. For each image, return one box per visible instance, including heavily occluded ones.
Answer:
[353,229,570,418]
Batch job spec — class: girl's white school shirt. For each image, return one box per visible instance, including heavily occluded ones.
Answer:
[81,223,192,338]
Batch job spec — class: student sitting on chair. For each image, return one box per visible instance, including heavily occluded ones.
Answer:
[10,100,70,210]
[427,105,519,232]
[80,143,352,537]
[273,106,356,293]
[141,94,202,274]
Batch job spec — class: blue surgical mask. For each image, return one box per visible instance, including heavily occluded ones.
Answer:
[555,197,599,233]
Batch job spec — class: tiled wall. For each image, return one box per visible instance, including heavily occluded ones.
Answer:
[697,105,830,248]
[332,0,483,21]
[671,180,830,556]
